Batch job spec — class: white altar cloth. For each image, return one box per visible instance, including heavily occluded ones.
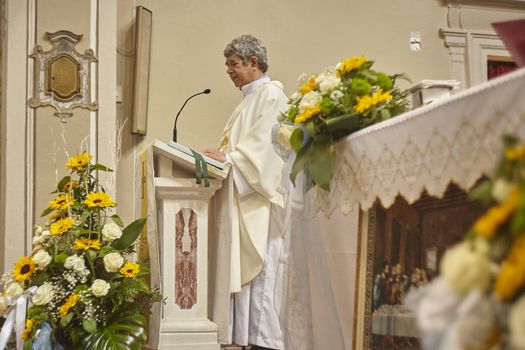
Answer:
[314,66,525,216]
[280,67,525,350]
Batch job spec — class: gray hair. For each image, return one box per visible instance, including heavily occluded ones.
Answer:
[223,35,269,73]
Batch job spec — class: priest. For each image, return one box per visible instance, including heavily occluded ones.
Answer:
[203,35,288,350]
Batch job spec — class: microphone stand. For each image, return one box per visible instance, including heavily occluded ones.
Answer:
[173,89,211,142]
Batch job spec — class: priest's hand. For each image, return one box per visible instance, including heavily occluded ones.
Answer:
[202,149,227,163]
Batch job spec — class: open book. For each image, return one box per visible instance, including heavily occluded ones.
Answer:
[167,141,226,170]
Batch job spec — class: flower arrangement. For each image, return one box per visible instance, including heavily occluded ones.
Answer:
[281,55,409,190]
[412,135,525,350]
[0,153,162,350]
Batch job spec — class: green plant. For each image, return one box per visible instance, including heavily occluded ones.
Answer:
[0,153,162,350]
[283,56,409,190]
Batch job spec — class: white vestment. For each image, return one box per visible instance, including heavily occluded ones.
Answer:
[210,77,288,348]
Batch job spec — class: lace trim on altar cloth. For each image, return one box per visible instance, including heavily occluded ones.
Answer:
[313,67,525,217]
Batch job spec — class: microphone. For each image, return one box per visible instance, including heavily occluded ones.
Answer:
[173,89,212,142]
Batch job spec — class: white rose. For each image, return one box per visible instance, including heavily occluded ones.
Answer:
[296,72,310,87]
[290,92,302,101]
[0,296,8,316]
[492,178,514,203]
[102,222,123,242]
[32,245,43,255]
[32,250,52,269]
[79,268,90,278]
[34,225,43,235]
[298,91,322,112]
[5,283,24,298]
[103,252,124,272]
[33,235,44,245]
[509,295,525,349]
[441,239,492,295]
[330,90,344,101]
[276,124,294,151]
[90,279,111,297]
[33,230,50,245]
[64,255,86,272]
[316,72,340,94]
[32,283,54,305]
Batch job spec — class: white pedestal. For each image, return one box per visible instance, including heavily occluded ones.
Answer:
[155,177,222,350]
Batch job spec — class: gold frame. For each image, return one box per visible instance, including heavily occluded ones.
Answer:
[354,185,487,349]
[131,6,153,135]
[28,30,97,122]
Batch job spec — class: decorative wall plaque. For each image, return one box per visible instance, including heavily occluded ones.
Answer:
[28,30,98,123]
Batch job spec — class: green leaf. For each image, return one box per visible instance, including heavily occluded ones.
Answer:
[88,250,97,261]
[468,180,493,202]
[80,314,147,350]
[30,271,49,286]
[56,176,72,192]
[290,127,304,153]
[380,108,391,121]
[90,164,114,172]
[99,246,115,257]
[77,227,98,235]
[60,313,74,327]
[305,140,336,191]
[83,318,98,333]
[40,207,53,217]
[23,339,32,350]
[111,214,124,227]
[112,218,147,251]
[290,144,312,185]
[304,120,316,139]
[55,253,68,264]
[511,192,525,235]
[323,114,360,133]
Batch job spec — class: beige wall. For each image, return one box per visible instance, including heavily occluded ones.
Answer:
[0,0,118,272]
[114,0,452,221]
[33,0,93,226]
[130,0,450,154]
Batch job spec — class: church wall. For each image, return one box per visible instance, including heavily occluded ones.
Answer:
[0,0,118,272]
[33,0,93,230]
[128,0,451,155]
[446,4,525,29]
[112,0,453,225]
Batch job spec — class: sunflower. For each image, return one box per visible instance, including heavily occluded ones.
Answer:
[119,262,140,278]
[299,76,318,95]
[22,319,35,340]
[48,211,62,222]
[74,238,101,251]
[84,192,116,208]
[505,144,525,161]
[354,89,392,114]
[62,180,79,192]
[13,256,36,281]
[65,153,92,171]
[48,193,75,211]
[337,55,368,76]
[50,217,75,236]
[59,293,79,317]
[294,105,321,124]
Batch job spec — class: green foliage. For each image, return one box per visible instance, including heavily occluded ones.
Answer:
[0,153,161,350]
[111,218,147,251]
[79,315,147,350]
[284,56,409,190]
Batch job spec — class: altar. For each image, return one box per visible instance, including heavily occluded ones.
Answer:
[279,66,525,350]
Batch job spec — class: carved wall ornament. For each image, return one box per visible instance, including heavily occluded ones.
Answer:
[28,30,98,123]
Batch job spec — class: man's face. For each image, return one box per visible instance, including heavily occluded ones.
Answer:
[225,54,259,88]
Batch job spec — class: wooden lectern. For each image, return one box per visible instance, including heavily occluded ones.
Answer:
[136,140,229,350]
